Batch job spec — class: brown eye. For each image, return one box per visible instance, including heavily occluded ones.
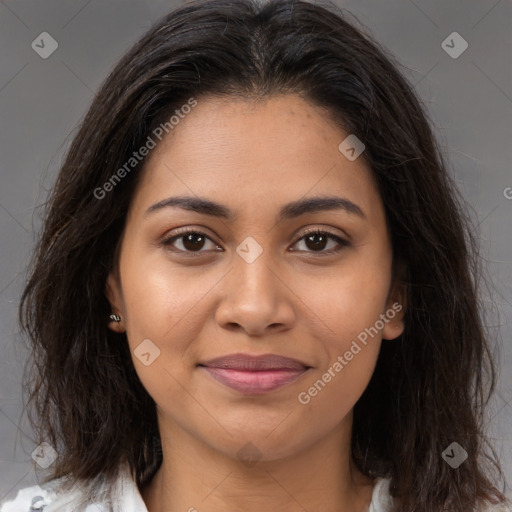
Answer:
[304,232,329,251]
[181,232,206,251]
[162,230,220,253]
[291,229,350,254]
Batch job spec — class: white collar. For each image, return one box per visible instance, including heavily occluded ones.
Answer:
[1,460,394,512]
[103,462,394,512]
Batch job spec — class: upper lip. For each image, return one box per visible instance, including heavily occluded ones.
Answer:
[199,353,310,371]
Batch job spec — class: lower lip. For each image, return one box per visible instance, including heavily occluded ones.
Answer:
[199,366,309,395]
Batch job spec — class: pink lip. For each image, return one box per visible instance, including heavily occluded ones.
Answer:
[198,353,311,395]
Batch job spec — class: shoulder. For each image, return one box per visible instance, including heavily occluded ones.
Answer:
[0,479,108,512]
[0,461,147,512]
[0,478,108,512]
[368,477,394,512]
[0,483,52,512]
[368,477,512,512]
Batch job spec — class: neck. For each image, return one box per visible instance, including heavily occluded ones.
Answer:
[141,413,374,512]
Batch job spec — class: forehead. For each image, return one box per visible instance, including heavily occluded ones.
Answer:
[129,94,382,223]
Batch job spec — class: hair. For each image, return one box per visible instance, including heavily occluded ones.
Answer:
[18,0,508,510]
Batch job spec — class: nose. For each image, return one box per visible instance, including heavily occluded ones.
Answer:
[214,245,296,337]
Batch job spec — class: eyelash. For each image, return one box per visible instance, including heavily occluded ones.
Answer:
[160,227,350,256]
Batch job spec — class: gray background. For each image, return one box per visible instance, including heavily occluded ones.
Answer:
[1,0,511,502]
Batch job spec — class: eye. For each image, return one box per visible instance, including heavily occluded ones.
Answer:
[161,228,349,256]
[291,228,350,254]
[161,229,221,254]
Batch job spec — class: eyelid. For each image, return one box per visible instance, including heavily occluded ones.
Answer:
[298,226,350,242]
[291,227,350,255]
[159,226,222,254]
[163,225,219,242]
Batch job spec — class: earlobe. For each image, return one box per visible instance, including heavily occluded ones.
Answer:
[382,281,407,341]
[105,273,125,333]
[382,307,405,340]
[382,321,404,341]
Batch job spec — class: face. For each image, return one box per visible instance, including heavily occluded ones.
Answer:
[106,93,405,462]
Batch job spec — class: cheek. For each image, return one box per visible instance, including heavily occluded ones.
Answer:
[118,251,217,400]
[119,251,214,350]
[294,342,380,445]
[291,251,390,410]
[296,274,387,425]
[293,250,392,352]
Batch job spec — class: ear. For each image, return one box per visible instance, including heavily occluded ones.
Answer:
[105,272,125,333]
[382,272,407,341]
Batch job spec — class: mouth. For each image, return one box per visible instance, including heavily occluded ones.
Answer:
[197,353,312,395]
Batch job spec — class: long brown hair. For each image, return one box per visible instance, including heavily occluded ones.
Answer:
[18,0,508,510]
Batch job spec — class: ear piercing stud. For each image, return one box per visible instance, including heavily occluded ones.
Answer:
[109,314,121,323]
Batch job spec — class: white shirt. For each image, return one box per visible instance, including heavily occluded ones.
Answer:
[1,461,510,512]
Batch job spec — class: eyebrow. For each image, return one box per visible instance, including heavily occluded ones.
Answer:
[144,195,366,222]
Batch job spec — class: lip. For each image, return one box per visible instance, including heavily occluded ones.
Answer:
[200,353,310,371]
[198,353,311,395]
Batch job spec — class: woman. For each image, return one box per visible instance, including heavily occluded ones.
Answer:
[2,0,510,510]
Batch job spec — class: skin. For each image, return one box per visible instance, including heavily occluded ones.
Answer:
[106,93,405,512]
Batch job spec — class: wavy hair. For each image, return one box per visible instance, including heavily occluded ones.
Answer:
[18,0,508,510]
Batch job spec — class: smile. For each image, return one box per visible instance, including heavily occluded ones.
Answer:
[198,353,312,395]
[199,366,310,394]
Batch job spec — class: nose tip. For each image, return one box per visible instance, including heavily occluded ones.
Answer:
[214,258,296,336]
